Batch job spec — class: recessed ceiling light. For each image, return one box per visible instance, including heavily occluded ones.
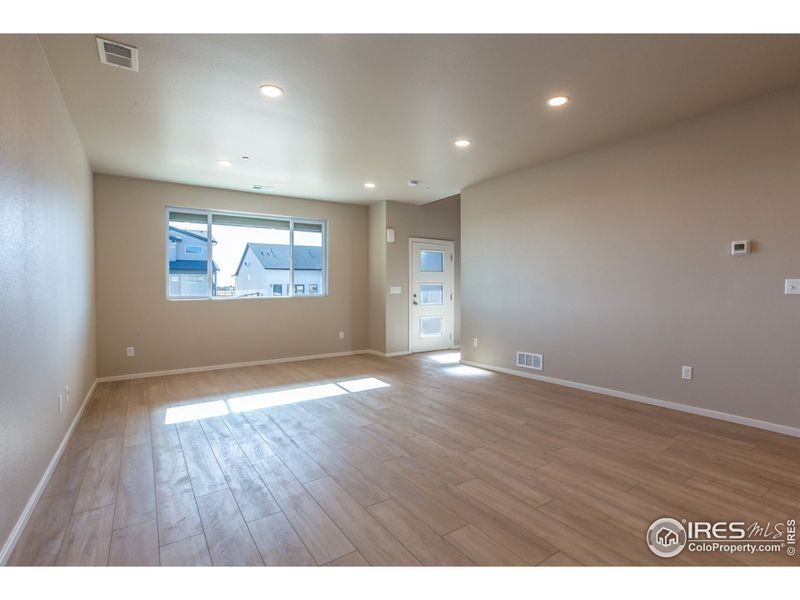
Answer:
[217,160,233,167]
[364,182,376,189]
[259,84,284,98]
[547,95,570,107]
[408,180,420,187]
[252,184,275,192]
[454,139,471,148]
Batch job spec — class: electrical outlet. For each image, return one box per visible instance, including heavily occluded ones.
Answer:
[58,394,64,413]
[126,346,135,357]
[473,337,478,348]
[339,331,345,339]
[681,365,693,380]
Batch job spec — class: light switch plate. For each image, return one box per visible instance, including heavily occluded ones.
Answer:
[389,286,402,295]
[731,240,750,256]
[785,279,800,295]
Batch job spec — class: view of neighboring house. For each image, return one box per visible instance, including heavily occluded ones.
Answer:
[168,226,219,296]
[234,243,323,297]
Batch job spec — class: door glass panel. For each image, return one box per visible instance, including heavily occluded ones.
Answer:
[420,284,444,305]
[420,250,444,272]
[420,316,444,337]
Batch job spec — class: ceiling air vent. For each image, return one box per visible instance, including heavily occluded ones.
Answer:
[516,351,543,371]
[96,37,139,72]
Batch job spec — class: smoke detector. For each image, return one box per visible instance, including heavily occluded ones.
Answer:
[96,37,139,72]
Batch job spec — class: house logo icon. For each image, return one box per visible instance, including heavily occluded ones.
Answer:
[647,518,687,558]
[657,527,678,546]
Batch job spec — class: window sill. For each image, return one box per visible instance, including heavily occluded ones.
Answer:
[167,294,329,302]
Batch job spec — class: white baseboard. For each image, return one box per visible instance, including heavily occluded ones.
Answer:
[0,379,98,566]
[461,360,800,439]
[96,350,374,382]
[364,347,459,358]
[361,349,412,358]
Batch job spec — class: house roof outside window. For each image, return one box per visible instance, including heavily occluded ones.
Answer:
[234,243,322,276]
[168,225,217,244]
[168,227,219,273]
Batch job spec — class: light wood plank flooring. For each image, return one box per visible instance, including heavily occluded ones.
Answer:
[9,352,800,566]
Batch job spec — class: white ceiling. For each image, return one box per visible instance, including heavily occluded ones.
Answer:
[40,34,800,205]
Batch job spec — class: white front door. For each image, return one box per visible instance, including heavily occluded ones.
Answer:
[409,239,455,353]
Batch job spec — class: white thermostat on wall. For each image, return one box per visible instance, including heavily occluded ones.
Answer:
[731,240,751,256]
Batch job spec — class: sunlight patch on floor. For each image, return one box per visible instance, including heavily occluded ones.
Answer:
[337,377,391,392]
[428,352,461,364]
[444,364,490,377]
[228,383,347,413]
[164,399,230,424]
[164,376,392,424]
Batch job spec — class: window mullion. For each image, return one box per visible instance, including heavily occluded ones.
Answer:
[207,210,213,298]
[289,219,295,296]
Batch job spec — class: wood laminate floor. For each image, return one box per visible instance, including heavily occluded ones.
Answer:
[9,352,800,566]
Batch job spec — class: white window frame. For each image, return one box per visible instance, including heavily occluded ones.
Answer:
[166,206,328,301]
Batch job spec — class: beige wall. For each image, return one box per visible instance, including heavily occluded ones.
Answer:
[461,84,800,429]
[0,36,96,558]
[368,201,387,352]
[94,175,369,377]
[385,196,461,354]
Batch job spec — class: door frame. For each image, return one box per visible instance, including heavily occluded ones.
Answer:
[408,237,456,354]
